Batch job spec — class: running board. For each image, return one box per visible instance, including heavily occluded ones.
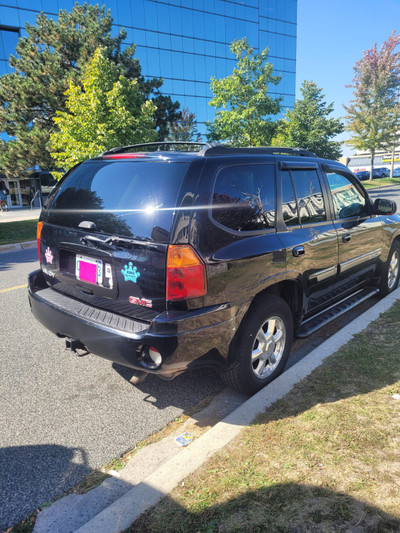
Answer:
[295,287,379,338]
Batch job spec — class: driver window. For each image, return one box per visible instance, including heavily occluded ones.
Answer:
[326,171,368,219]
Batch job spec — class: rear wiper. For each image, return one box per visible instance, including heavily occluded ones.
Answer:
[107,236,160,250]
[81,234,159,250]
[80,235,114,250]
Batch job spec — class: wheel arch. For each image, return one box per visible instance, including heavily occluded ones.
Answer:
[252,279,303,325]
[232,278,303,343]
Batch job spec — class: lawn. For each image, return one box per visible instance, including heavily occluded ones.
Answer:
[131,301,400,533]
[0,220,37,245]
[363,176,400,189]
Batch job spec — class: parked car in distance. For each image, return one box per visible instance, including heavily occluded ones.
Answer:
[28,143,400,395]
[376,167,390,177]
[355,169,385,180]
[392,167,400,177]
[355,171,370,181]
[371,169,384,178]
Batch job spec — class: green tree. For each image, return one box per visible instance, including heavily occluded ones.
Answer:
[0,3,180,178]
[206,38,282,146]
[273,81,344,160]
[344,32,400,180]
[50,48,156,171]
[167,107,202,142]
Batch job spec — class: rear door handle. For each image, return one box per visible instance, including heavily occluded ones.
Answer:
[342,234,351,243]
[292,245,305,257]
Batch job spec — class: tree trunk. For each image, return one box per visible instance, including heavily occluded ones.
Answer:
[391,148,395,178]
[369,152,375,181]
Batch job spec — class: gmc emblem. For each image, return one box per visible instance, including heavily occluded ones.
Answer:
[129,296,153,308]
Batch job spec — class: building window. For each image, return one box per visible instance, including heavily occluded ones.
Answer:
[0,27,19,63]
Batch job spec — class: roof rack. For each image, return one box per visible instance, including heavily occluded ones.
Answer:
[201,146,317,158]
[101,143,317,158]
[103,142,216,155]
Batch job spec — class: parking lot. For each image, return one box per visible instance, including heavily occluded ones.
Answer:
[1,184,400,529]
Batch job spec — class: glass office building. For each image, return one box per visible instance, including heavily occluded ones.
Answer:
[0,0,297,134]
[0,1,297,207]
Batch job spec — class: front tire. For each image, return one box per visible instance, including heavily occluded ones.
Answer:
[221,295,293,395]
[379,242,400,296]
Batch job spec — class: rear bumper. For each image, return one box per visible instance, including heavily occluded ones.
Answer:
[28,269,240,377]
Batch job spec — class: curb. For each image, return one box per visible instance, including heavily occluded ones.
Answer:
[73,286,400,533]
[0,240,36,254]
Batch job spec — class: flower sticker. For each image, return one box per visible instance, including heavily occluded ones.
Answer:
[44,247,54,264]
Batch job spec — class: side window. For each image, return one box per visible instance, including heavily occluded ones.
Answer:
[282,169,326,225]
[326,171,368,219]
[212,164,275,231]
[282,171,299,226]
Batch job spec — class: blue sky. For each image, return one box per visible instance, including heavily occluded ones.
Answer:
[296,0,400,155]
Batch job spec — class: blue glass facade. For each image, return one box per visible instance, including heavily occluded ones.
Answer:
[0,0,297,134]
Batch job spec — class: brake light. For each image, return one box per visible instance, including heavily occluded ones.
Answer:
[37,222,43,261]
[166,245,207,301]
[103,153,146,159]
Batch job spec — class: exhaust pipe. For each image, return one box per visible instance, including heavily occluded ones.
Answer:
[65,338,89,357]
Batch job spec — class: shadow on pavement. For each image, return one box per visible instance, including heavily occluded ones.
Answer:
[112,363,224,413]
[0,444,90,532]
[0,247,38,272]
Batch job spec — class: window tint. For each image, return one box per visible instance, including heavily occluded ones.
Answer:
[212,165,275,231]
[281,171,299,226]
[45,161,189,242]
[326,172,368,219]
[290,170,326,224]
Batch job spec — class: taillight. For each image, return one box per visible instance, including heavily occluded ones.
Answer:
[37,222,43,261]
[166,245,207,301]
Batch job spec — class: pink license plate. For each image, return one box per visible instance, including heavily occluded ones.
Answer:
[76,255,103,285]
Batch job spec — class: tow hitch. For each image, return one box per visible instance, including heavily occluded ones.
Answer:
[65,338,90,357]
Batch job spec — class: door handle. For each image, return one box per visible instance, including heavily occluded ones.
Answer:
[292,245,305,257]
[342,234,351,243]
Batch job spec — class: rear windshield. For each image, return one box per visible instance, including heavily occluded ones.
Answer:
[45,160,189,242]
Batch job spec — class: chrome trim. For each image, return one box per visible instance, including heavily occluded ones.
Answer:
[310,265,338,282]
[339,248,381,273]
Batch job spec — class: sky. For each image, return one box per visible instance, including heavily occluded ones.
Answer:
[296,0,400,155]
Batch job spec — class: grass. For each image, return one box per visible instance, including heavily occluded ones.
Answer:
[362,176,400,189]
[0,220,37,245]
[130,301,400,533]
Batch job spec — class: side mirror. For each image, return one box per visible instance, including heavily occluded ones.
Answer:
[374,198,397,215]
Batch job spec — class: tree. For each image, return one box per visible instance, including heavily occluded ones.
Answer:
[273,81,344,160]
[344,32,400,180]
[206,38,282,146]
[0,3,180,178]
[167,107,202,142]
[50,48,156,171]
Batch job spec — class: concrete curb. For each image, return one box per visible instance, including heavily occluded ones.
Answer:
[0,240,36,254]
[74,286,400,533]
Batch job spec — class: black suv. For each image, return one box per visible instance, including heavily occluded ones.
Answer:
[28,143,400,395]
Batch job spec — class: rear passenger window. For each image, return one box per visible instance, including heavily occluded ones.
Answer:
[212,164,275,231]
[282,169,326,226]
[282,171,299,226]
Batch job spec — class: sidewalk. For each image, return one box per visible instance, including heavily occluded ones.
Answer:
[30,286,400,533]
[0,207,40,223]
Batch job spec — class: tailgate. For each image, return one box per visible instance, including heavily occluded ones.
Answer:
[39,224,168,321]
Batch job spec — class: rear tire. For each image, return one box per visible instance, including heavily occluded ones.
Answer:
[221,295,293,396]
[379,242,400,296]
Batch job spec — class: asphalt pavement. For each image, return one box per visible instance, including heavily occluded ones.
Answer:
[0,248,223,531]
